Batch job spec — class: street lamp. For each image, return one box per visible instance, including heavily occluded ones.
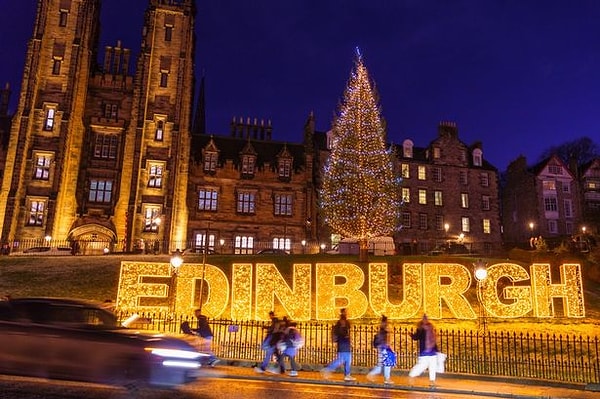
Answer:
[473,259,488,336]
[444,223,449,237]
[219,238,225,254]
[320,243,326,253]
[582,226,587,235]
[169,249,184,318]
[301,239,306,254]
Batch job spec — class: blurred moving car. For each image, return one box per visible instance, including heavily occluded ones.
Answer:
[9,246,73,256]
[0,297,206,389]
[256,248,290,255]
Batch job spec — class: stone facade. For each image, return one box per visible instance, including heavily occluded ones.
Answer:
[502,154,582,247]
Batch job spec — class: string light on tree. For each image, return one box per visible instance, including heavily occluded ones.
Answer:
[320,48,402,261]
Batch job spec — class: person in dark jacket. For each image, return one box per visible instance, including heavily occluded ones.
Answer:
[194,309,219,366]
[320,308,356,381]
[408,314,439,386]
[367,315,396,384]
[255,311,281,373]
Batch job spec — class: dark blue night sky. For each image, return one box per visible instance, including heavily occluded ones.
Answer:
[2,1,600,171]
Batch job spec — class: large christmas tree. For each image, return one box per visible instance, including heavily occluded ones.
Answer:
[321,50,402,260]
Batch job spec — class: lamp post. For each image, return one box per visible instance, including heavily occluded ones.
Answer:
[301,239,306,254]
[169,249,184,320]
[444,223,449,238]
[473,259,488,336]
[320,243,326,253]
[198,222,210,314]
[219,238,225,254]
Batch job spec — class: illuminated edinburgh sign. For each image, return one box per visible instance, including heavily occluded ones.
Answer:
[116,262,585,320]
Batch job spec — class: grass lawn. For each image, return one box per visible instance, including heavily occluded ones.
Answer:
[0,253,598,336]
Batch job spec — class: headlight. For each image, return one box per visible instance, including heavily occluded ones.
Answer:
[145,348,203,360]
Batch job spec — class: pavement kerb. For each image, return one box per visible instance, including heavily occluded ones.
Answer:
[215,358,597,399]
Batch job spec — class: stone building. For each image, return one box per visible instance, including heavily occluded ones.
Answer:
[0,0,194,254]
[316,121,503,256]
[502,154,582,247]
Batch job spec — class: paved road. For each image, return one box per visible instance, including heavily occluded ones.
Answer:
[1,364,598,399]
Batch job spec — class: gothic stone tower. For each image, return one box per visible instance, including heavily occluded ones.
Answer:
[118,0,195,252]
[0,0,195,253]
[0,0,101,247]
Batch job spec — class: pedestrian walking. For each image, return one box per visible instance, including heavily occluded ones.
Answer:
[367,315,396,384]
[320,308,356,381]
[255,311,281,373]
[408,314,439,387]
[194,309,219,367]
[277,319,304,377]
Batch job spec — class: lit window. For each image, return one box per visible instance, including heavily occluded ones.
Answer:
[418,189,427,205]
[148,164,163,188]
[433,147,441,159]
[44,108,56,131]
[195,232,215,252]
[88,179,113,203]
[542,180,556,191]
[143,207,161,232]
[401,164,410,179]
[401,187,410,203]
[237,191,255,214]
[483,219,491,234]
[234,235,254,254]
[461,217,470,232]
[27,200,45,226]
[33,154,52,180]
[94,134,118,159]
[203,151,218,172]
[273,237,291,251]
[461,193,469,208]
[434,191,443,206]
[274,193,292,215]
[155,120,164,141]
[198,188,218,211]
[418,166,426,180]
[402,139,413,158]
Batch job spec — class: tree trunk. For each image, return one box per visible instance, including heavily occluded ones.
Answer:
[358,238,369,262]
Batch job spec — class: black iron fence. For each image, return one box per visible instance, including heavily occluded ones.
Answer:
[118,312,599,385]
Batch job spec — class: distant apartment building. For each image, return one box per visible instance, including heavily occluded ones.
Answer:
[502,154,583,247]
[579,159,600,236]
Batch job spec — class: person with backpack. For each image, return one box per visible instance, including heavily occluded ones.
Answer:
[408,314,439,387]
[320,308,356,381]
[276,320,304,376]
[367,315,396,384]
